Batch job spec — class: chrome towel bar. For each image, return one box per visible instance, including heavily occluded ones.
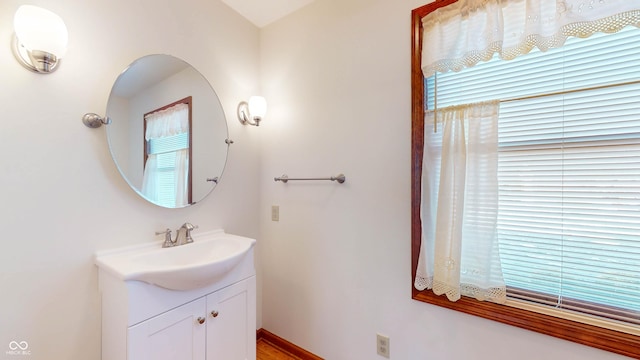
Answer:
[274,174,346,184]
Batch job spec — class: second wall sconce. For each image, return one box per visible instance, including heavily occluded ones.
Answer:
[238,96,267,126]
[12,5,68,74]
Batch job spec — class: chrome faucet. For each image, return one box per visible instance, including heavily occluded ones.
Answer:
[156,223,198,248]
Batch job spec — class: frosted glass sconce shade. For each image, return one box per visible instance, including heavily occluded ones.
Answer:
[13,5,68,73]
[238,96,267,126]
[248,96,267,118]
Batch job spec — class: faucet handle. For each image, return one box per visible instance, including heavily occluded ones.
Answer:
[182,223,198,243]
[155,228,174,247]
[181,222,197,230]
[155,228,171,236]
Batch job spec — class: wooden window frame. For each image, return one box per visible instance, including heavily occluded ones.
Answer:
[410,2,640,358]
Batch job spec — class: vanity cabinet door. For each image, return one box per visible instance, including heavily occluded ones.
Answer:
[206,276,256,360]
[128,297,207,360]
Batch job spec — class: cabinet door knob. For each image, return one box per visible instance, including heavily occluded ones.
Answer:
[197,317,206,324]
[211,310,219,318]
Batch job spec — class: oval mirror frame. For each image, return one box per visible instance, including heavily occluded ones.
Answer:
[105,54,229,208]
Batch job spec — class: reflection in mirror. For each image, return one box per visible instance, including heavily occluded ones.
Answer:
[106,54,228,208]
[142,97,192,207]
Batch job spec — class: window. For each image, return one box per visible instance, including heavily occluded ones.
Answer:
[411,2,640,357]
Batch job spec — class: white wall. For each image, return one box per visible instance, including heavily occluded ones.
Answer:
[258,0,632,359]
[0,1,261,359]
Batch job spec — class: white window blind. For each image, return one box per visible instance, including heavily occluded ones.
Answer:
[425,26,640,326]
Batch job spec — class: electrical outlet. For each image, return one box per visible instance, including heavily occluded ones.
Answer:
[377,334,390,358]
[271,205,279,221]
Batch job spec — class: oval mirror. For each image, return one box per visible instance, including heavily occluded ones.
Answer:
[105,54,229,208]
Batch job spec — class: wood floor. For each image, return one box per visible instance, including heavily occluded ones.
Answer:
[256,329,323,360]
[257,339,304,360]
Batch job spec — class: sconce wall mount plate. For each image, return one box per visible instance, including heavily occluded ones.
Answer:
[12,37,59,73]
[237,101,259,126]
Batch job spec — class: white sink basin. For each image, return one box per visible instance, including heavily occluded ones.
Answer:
[95,230,256,291]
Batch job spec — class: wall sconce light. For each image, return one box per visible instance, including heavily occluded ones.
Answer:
[12,5,68,74]
[238,96,267,126]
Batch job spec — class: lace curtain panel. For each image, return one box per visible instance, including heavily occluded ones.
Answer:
[141,150,189,207]
[141,154,159,201]
[415,101,506,304]
[173,148,189,207]
[421,0,640,77]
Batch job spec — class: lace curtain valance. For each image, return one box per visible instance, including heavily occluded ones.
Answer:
[145,102,189,140]
[421,0,640,77]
